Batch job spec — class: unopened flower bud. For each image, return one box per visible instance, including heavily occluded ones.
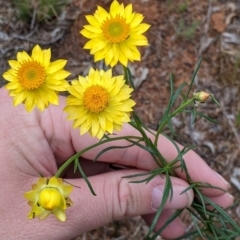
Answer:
[24,176,73,222]
[39,188,62,211]
[193,91,210,103]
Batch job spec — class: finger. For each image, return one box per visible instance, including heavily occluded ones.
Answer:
[62,158,111,178]
[207,192,234,209]
[143,210,186,239]
[2,89,229,199]
[41,97,230,197]
[142,192,235,240]
[142,193,234,240]
[66,170,193,238]
[70,127,230,198]
[16,170,192,240]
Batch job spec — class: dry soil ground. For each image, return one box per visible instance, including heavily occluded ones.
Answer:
[1,0,240,239]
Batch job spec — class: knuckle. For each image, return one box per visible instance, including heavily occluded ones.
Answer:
[113,177,139,220]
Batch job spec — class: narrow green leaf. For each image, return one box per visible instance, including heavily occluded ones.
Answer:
[123,66,135,89]
[74,157,78,173]
[131,112,154,148]
[94,143,138,162]
[180,183,196,195]
[175,229,200,240]
[130,112,155,135]
[128,173,159,184]
[209,224,219,239]
[203,196,240,233]
[127,139,156,154]
[161,133,194,181]
[195,182,227,193]
[147,138,168,166]
[191,213,205,239]
[196,111,219,124]
[146,172,173,238]
[186,57,202,100]
[167,119,177,136]
[211,225,232,240]
[210,94,220,106]
[191,107,197,125]
[122,171,152,179]
[194,188,208,217]
[187,206,205,224]
[184,109,219,124]
[148,209,183,240]
[77,161,96,196]
[157,74,174,131]
[170,82,187,108]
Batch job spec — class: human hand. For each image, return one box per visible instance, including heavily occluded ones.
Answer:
[0,88,233,240]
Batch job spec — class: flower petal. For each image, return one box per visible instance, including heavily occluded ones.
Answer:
[65,68,135,139]
[79,0,149,67]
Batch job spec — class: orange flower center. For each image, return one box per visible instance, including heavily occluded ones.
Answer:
[101,15,130,43]
[83,85,110,113]
[17,60,46,90]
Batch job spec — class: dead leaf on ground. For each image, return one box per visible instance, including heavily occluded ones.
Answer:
[211,12,227,33]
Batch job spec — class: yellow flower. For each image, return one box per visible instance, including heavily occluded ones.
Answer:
[2,45,70,112]
[64,68,136,139]
[80,0,150,67]
[24,176,73,222]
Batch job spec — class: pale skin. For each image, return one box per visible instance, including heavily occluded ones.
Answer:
[0,88,233,240]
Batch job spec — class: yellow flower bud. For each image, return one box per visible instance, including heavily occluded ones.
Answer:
[193,91,210,103]
[39,188,62,211]
[24,176,73,222]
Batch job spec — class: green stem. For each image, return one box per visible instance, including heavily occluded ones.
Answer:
[155,98,194,145]
[171,98,194,118]
[55,135,142,178]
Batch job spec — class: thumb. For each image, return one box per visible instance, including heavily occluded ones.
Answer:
[67,169,193,238]
[16,170,193,240]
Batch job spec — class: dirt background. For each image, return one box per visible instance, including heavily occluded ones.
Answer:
[1,0,240,239]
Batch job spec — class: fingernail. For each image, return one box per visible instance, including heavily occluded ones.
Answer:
[227,192,234,200]
[215,172,230,188]
[151,185,192,210]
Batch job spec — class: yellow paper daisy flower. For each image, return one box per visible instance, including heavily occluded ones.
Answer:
[2,45,70,112]
[24,176,73,222]
[80,0,150,67]
[64,68,136,139]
